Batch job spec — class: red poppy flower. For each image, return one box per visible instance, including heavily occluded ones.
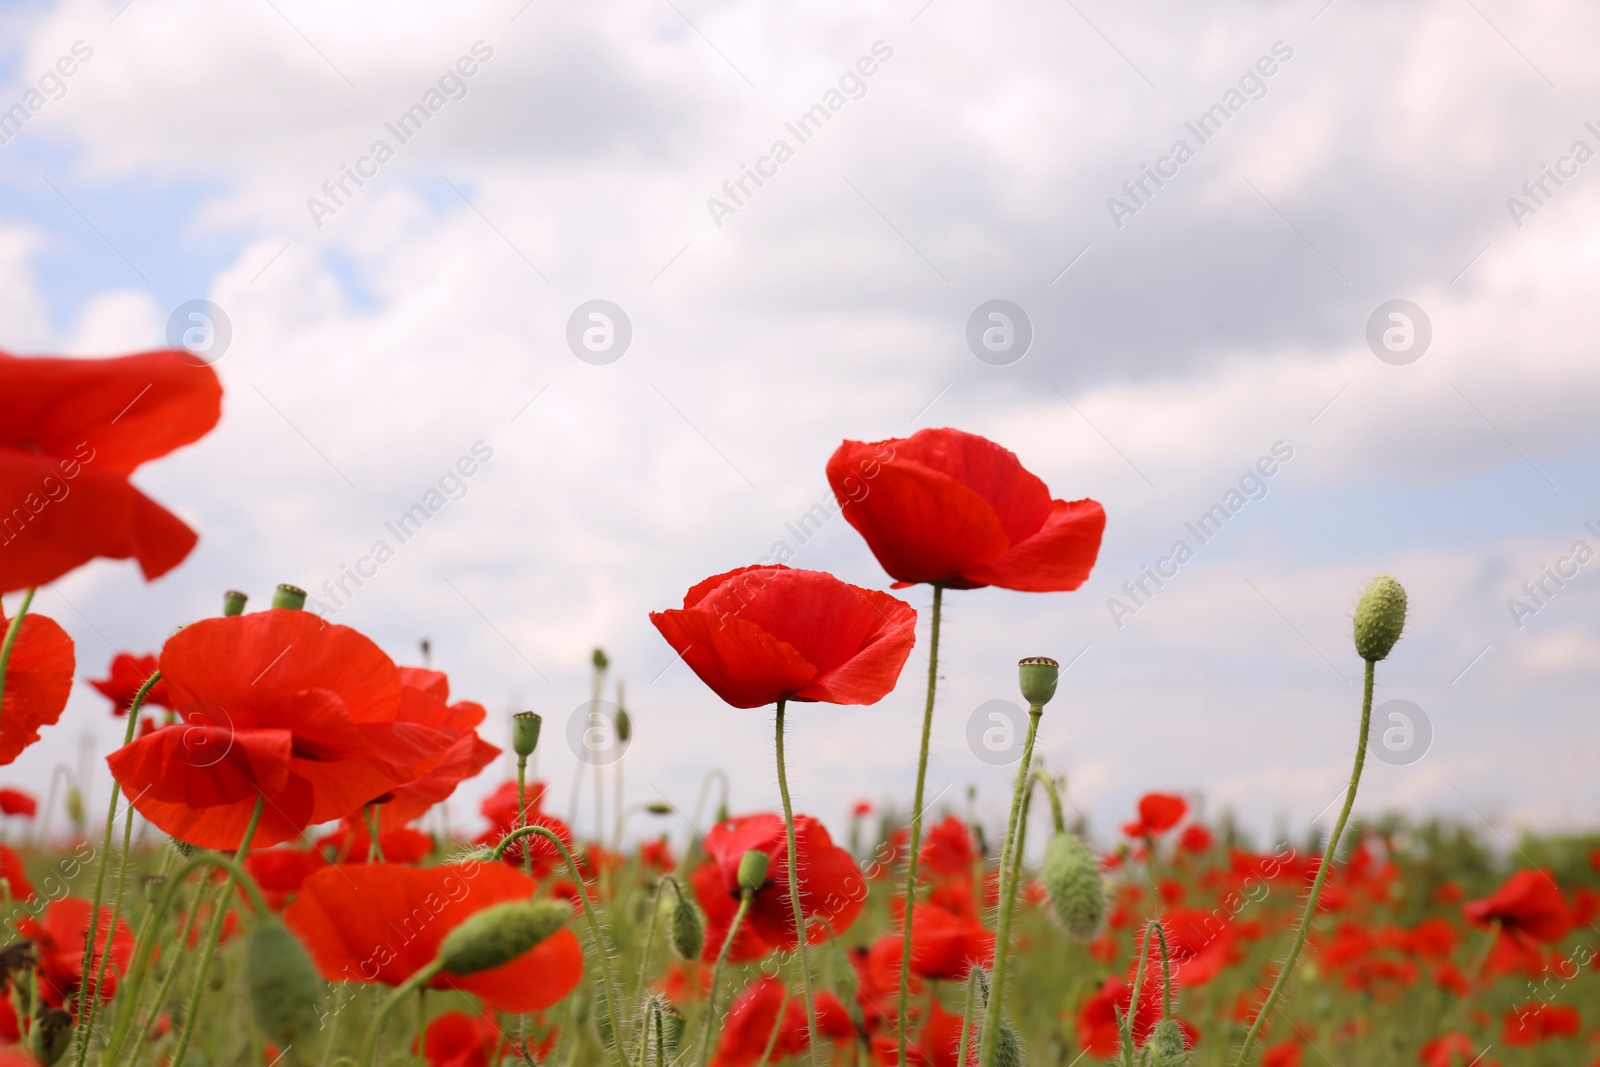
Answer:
[693,813,865,963]
[472,780,574,878]
[650,566,916,709]
[315,816,434,865]
[917,814,975,881]
[243,847,328,911]
[1139,908,1232,987]
[825,427,1105,591]
[710,975,852,1067]
[1260,1040,1302,1067]
[0,844,35,900]
[874,902,993,981]
[1418,1033,1488,1067]
[869,1000,966,1067]
[1123,793,1187,837]
[106,609,451,850]
[419,1011,502,1067]
[0,606,72,766]
[0,349,222,593]
[0,789,36,817]
[284,862,583,1013]
[641,837,676,872]
[1501,1002,1579,1046]
[0,1049,40,1067]
[18,898,135,1008]
[88,652,171,714]
[655,960,711,1005]
[1464,869,1574,944]
[376,668,500,826]
[1076,976,1196,1056]
[1178,823,1213,853]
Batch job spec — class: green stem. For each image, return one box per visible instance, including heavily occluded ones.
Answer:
[895,582,942,1067]
[366,804,386,863]
[977,702,1042,1067]
[631,878,680,1051]
[773,699,821,1067]
[74,667,159,1067]
[694,894,750,1067]
[1122,920,1158,1062]
[1032,770,1066,834]
[1233,657,1375,1067]
[415,989,427,1067]
[490,825,625,1067]
[955,970,978,1067]
[359,962,443,1067]
[752,989,790,1067]
[518,756,532,877]
[168,795,267,1067]
[0,587,37,734]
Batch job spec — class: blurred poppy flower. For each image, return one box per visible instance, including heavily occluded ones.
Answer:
[0,606,72,766]
[710,975,852,1067]
[107,609,451,850]
[878,901,993,981]
[917,815,975,881]
[418,1011,502,1067]
[1418,1033,1490,1067]
[0,844,34,899]
[18,898,135,1008]
[1178,824,1213,853]
[650,566,916,709]
[89,652,170,714]
[0,350,222,593]
[656,959,711,1005]
[640,837,675,872]
[0,789,36,817]
[472,780,574,878]
[1464,869,1573,944]
[1261,1040,1302,1067]
[1141,908,1232,987]
[693,813,864,962]
[1076,976,1196,1056]
[376,668,500,826]
[869,999,966,1066]
[1123,793,1187,837]
[825,427,1104,591]
[244,847,328,911]
[1501,1002,1579,1046]
[316,816,433,865]
[285,862,582,1013]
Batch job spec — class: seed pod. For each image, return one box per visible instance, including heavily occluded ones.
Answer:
[1017,657,1060,707]
[222,590,248,616]
[737,850,770,895]
[271,584,307,611]
[1352,575,1407,661]
[1148,1018,1191,1066]
[436,899,569,975]
[1040,833,1105,939]
[671,895,705,959]
[511,712,543,758]
[244,919,324,1057]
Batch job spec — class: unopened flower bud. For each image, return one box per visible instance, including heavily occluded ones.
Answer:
[1353,576,1407,661]
[245,919,323,1055]
[1149,1018,1191,1066]
[995,1020,1023,1067]
[646,802,672,816]
[64,787,83,832]
[511,712,542,758]
[436,899,569,975]
[737,850,770,895]
[222,590,248,617]
[658,1003,686,1056]
[615,706,632,745]
[1018,656,1060,707]
[592,648,609,672]
[671,895,705,960]
[1041,833,1105,940]
[30,1007,72,1066]
[272,584,307,611]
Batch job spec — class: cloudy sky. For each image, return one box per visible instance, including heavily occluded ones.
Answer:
[3,0,1597,853]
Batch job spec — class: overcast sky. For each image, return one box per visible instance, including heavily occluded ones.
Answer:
[2,0,1597,854]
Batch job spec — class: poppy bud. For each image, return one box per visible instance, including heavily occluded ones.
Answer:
[671,895,705,960]
[511,712,543,758]
[1149,1018,1191,1066]
[615,706,632,744]
[646,802,672,815]
[1040,833,1105,939]
[1018,656,1060,707]
[30,1007,72,1067]
[658,1003,686,1056]
[736,850,770,895]
[436,899,570,975]
[272,584,307,611]
[244,919,323,1056]
[994,1020,1023,1067]
[1353,575,1407,661]
[222,590,248,616]
[64,787,83,832]
[143,875,168,904]
[592,647,609,672]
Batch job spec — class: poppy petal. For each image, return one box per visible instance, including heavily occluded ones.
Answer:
[649,609,816,709]
[0,609,73,765]
[959,497,1106,592]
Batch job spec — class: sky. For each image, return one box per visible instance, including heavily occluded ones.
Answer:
[2,0,1597,856]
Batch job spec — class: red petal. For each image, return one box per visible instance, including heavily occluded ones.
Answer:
[0,609,73,765]
[650,609,815,709]
[959,497,1105,592]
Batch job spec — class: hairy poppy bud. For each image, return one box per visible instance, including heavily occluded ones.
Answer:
[245,919,323,1056]
[1018,656,1060,707]
[1352,575,1406,661]
[436,899,569,975]
[994,1020,1023,1067]
[1041,833,1105,939]
[737,850,770,895]
[511,712,542,758]
[1149,1018,1191,1066]
[222,590,248,616]
[30,1007,71,1067]
[671,895,705,960]
[272,584,307,611]
[658,1002,686,1057]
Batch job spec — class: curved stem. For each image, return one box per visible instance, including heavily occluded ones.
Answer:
[358,962,442,1067]
[168,795,267,1067]
[1031,770,1066,834]
[0,587,37,736]
[694,894,750,1067]
[977,702,1042,1067]
[490,824,625,1067]
[1154,922,1173,1020]
[895,582,942,1067]
[773,700,821,1067]
[1233,657,1374,1067]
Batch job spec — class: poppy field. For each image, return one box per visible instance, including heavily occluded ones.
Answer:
[2,348,1598,1067]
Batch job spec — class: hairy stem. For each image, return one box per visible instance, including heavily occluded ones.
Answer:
[895,582,942,1067]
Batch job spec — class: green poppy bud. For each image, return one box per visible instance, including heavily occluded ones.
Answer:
[737,850,770,895]
[615,706,632,744]
[592,648,609,672]
[436,899,570,975]
[1018,656,1060,707]
[658,1003,686,1057]
[222,590,248,617]
[671,895,705,960]
[30,1007,72,1067]
[64,787,83,832]
[1352,575,1407,661]
[244,919,324,1057]
[646,802,673,816]
[994,1020,1023,1067]
[1149,1018,1191,1066]
[512,712,543,758]
[1040,833,1105,940]
[272,584,307,611]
